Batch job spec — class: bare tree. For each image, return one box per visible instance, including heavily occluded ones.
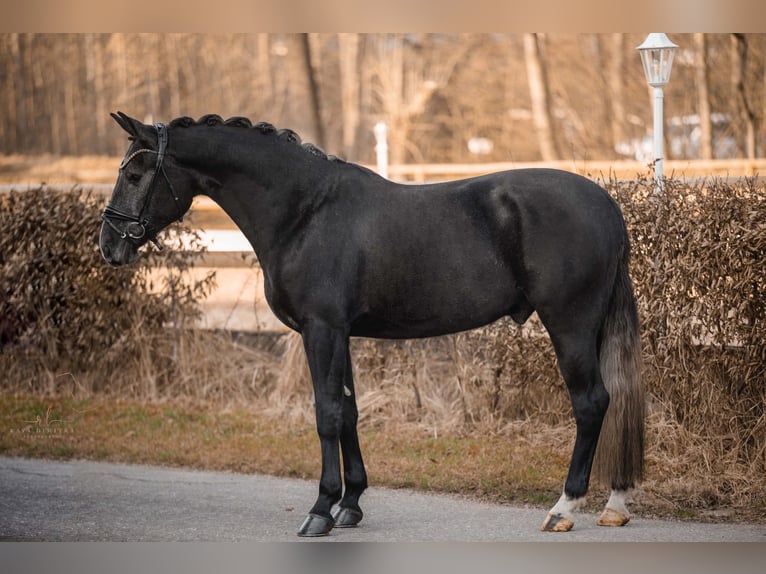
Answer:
[85,34,107,153]
[731,33,757,159]
[142,34,161,122]
[64,35,80,154]
[164,35,182,120]
[255,34,274,114]
[11,34,28,151]
[1,35,19,152]
[523,33,560,161]
[282,33,324,147]
[607,34,627,152]
[338,33,361,160]
[694,33,713,159]
[371,34,474,165]
[107,33,129,122]
[591,33,626,156]
[1,33,764,160]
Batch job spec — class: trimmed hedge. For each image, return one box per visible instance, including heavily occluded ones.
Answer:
[0,187,214,390]
[616,176,765,468]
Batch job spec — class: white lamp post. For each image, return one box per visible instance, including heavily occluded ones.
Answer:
[373,122,389,179]
[637,33,678,191]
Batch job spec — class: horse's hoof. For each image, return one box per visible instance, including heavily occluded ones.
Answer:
[332,506,363,528]
[541,513,574,532]
[597,507,630,527]
[297,513,334,537]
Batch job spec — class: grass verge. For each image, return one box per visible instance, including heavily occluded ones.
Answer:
[2,393,764,523]
[0,394,568,510]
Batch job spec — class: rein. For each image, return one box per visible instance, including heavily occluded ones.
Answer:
[102,123,183,250]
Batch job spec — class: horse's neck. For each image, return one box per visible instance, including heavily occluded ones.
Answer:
[194,142,338,265]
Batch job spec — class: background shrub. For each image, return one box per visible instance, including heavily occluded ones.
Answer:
[613,177,766,475]
[0,187,216,394]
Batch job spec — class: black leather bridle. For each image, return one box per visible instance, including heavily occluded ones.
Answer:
[102,123,183,250]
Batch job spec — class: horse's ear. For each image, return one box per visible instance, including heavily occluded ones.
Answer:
[111,112,153,141]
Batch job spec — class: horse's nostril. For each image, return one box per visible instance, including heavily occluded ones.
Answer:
[101,243,111,259]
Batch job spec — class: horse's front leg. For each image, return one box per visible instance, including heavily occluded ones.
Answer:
[297,320,349,537]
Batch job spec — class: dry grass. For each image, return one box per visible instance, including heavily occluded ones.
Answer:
[2,324,765,522]
[0,394,568,509]
[2,388,763,522]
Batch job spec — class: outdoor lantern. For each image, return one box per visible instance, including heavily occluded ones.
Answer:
[637,33,678,87]
[637,33,678,191]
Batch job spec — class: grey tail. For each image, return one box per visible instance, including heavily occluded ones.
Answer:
[592,250,645,490]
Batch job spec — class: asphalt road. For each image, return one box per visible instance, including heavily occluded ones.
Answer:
[1,456,764,542]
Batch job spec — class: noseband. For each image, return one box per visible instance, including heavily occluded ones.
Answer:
[102,123,183,250]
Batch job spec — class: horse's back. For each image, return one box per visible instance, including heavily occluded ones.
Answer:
[344,169,624,338]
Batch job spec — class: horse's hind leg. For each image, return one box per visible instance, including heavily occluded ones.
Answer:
[333,349,367,527]
[598,489,633,526]
[540,329,609,532]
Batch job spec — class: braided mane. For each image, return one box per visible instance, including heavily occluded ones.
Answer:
[168,114,343,163]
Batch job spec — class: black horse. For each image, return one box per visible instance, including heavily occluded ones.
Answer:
[100,113,644,536]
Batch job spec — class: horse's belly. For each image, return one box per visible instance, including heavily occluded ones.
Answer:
[351,272,520,339]
[349,312,502,339]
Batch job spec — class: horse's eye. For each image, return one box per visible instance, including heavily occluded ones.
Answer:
[125,172,142,185]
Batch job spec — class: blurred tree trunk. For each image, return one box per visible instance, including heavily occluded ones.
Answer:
[165,35,182,120]
[108,34,129,122]
[606,33,626,153]
[731,34,757,159]
[523,33,560,161]
[12,34,28,151]
[64,35,79,155]
[85,34,107,154]
[283,33,325,147]
[256,34,274,113]
[1,35,19,152]
[181,35,201,116]
[694,34,713,159]
[42,36,62,155]
[143,35,161,122]
[594,33,626,155]
[338,33,361,160]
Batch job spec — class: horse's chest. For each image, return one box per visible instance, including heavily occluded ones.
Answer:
[262,269,303,331]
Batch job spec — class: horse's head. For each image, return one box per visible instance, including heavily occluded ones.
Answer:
[100,112,197,266]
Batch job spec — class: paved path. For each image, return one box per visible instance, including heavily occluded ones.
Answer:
[1,456,764,542]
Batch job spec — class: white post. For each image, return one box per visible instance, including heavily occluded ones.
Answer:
[653,86,664,192]
[373,121,389,179]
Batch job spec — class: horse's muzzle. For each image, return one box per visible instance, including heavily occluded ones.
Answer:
[99,224,140,267]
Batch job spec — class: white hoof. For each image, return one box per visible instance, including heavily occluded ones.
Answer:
[542,491,583,532]
[598,489,633,526]
[597,507,630,526]
[541,513,575,532]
